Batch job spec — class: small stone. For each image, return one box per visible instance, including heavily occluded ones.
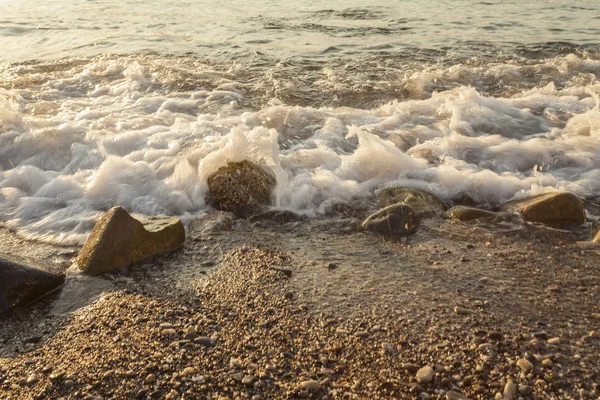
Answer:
[252,396,263,400]
[503,380,517,400]
[299,380,322,391]
[27,373,38,384]
[518,385,532,396]
[160,323,174,329]
[162,329,177,336]
[542,358,553,368]
[416,365,434,383]
[145,374,156,384]
[242,375,255,386]
[488,331,503,341]
[194,336,214,347]
[182,367,196,376]
[535,379,547,387]
[381,342,394,354]
[64,379,75,387]
[547,337,561,345]
[355,331,369,338]
[517,358,533,372]
[446,391,472,400]
[402,363,419,373]
[230,372,244,382]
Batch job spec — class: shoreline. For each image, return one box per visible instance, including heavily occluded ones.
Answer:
[1,213,599,399]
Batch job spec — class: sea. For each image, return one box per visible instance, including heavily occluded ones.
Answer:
[0,0,599,244]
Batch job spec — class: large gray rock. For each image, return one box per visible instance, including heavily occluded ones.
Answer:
[74,206,185,275]
[0,255,64,313]
[207,160,276,217]
[377,187,445,218]
[445,206,498,221]
[362,204,418,237]
[499,192,585,224]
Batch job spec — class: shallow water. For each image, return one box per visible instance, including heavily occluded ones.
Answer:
[0,1,599,244]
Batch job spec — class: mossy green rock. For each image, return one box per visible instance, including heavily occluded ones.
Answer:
[362,204,418,237]
[377,187,445,218]
[0,255,65,312]
[75,206,185,275]
[445,206,498,221]
[499,192,585,224]
[207,160,276,217]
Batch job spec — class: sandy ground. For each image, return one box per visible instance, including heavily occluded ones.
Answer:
[0,212,599,399]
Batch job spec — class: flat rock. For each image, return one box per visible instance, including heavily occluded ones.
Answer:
[445,206,498,221]
[498,192,585,224]
[74,206,185,275]
[377,187,445,218]
[207,160,276,217]
[0,254,65,313]
[362,204,418,237]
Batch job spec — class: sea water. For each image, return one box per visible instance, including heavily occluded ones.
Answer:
[0,0,599,244]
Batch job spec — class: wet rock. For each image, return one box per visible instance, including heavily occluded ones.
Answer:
[445,206,498,221]
[592,219,600,242]
[0,254,65,313]
[74,206,185,275]
[362,204,418,237]
[499,192,585,224]
[207,160,276,217]
[377,187,445,218]
[248,209,305,223]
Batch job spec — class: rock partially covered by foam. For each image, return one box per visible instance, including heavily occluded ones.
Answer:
[445,206,498,221]
[74,206,185,275]
[377,187,445,218]
[362,204,418,237]
[207,160,276,217]
[499,192,585,224]
[0,255,64,313]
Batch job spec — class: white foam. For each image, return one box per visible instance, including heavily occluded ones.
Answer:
[1,54,600,244]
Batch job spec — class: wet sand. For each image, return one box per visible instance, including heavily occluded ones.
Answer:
[1,213,599,399]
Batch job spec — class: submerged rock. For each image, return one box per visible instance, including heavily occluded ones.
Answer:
[0,254,64,313]
[377,187,445,218]
[74,206,185,275]
[207,160,276,217]
[499,192,585,224]
[445,206,498,221]
[362,204,418,237]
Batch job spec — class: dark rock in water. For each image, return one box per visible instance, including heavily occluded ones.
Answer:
[362,204,418,237]
[0,255,64,313]
[445,206,497,221]
[499,192,585,224]
[249,209,306,223]
[74,206,185,275]
[207,160,276,217]
[377,187,445,218]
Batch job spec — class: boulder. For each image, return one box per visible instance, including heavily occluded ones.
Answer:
[362,204,418,237]
[445,206,498,221]
[74,206,185,275]
[377,187,445,218]
[207,160,276,217]
[499,192,585,224]
[0,255,64,313]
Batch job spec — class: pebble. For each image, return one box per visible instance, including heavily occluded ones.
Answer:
[299,380,322,391]
[194,336,214,347]
[159,323,174,329]
[446,391,472,400]
[547,337,561,345]
[242,375,255,385]
[517,358,533,372]
[355,331,369,338]
[402,363,419,373]
[503,380,517,400]
[416,365,434,383]
[518,385,532,395]
[542,358,553,368]
[145,374,156,384]
[162,329,177,336]
[252,396,263,400]
[26,373,38,384]
[182,367,196,376]
[381,342,394,354]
